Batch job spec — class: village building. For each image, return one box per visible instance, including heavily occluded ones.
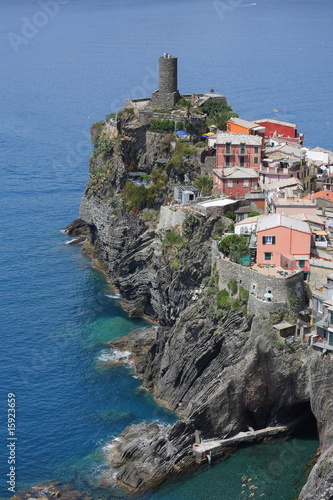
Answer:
[311,274,333,351]
[253,118,303,143]
[213,167,260,197]
[256,213,311,274]
[226,117,265,136]
[262,178,303,211]
[263,143,311,193]
[174,185,200,203]
[259,160,291,185]
[215,133,263,169]
[270,196,317,217]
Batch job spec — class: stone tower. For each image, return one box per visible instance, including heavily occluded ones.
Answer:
[151,54,179,108]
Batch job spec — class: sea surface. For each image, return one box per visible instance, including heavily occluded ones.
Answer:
[1,0,332,498]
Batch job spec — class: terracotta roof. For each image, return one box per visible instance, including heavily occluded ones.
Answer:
[304,190,333,202]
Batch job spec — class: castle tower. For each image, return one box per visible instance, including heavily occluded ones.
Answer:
[151,54,179,108]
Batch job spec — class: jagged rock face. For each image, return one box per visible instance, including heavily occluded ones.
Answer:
[299,445,333,500]
[309,358,333,451]
[103,420,196,493]
[79,196,215,325]
[142,313,310,439]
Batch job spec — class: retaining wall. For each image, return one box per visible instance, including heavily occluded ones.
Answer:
[212,242,306,314]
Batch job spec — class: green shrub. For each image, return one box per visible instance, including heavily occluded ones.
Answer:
[248,211,260,218]
[216,289,231,309]
[166,143,197,171]
[105,112,116,120]
[151,119,175,132]
[162,231,186,250]
[224,210,236,221]
[227,279,238,296]
[239,286,249,302]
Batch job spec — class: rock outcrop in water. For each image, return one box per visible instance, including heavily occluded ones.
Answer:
[66,111,333,498]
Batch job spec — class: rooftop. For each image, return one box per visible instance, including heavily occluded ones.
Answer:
[273,198,316,208]
[216,133,263,146]
[289,212,325,225]
[254,118,297,128]
[228,117,265,131]
[304,190,333,202]
[213,167,259,179]
[263,177,303,191]
[235,215,260,226]
[257,213,312,234]
[196,198,237,208]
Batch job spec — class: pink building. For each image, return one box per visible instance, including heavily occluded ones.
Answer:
[271,197,317,217]
[213,167,260,198]
[256,213,311,271]
[216,133,263,170]
[259,161,290,184]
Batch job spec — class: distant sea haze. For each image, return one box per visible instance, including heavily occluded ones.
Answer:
[1,0,330,498]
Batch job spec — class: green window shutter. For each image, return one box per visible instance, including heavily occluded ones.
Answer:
[272,236,276,244]
[262,236,266,245]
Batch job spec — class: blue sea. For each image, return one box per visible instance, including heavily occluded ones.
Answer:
[1,0,331,498]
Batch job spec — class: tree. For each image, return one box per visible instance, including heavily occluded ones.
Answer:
[219,234,248,263]
[193,174,213,196]
[201,100,238,131]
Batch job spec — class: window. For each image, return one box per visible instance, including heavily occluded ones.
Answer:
[226,156,230,167]
[299,260,305,268]
[254,157,259,164]
[254,146,259,153]
[243,179,249,187]
[226,143,231,154]
[264,252,272,260]
[227,180,233,188]
[262,236,276,245]
[240,157,245,167]
[240,143,245,155]
[330,311,333,325]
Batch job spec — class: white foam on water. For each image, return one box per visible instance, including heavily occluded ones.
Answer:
[65,238,79,245]
[102,442,115,452]
[105,293,123,299]
[97,349,133,366]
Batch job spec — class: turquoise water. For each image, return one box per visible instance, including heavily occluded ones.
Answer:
[1,0,330,498]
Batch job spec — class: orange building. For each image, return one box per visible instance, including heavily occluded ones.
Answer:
[227,117,265,136]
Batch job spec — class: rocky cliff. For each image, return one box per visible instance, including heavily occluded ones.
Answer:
[67,111,333,498]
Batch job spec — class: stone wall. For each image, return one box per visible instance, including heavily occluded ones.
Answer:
[157,206,187,233]
[309,258,333,290]
[212,241,306,313]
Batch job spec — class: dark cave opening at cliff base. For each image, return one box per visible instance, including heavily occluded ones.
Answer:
[241,402,318,439]
[276,402,318,440]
